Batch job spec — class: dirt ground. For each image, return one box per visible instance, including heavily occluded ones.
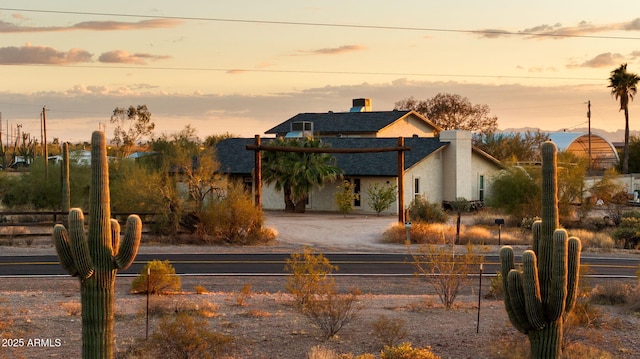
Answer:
[0,212,639,358]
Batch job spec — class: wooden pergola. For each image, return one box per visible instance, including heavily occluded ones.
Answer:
[246,135,411,223]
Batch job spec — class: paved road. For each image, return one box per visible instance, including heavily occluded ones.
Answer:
[0,252,638,278]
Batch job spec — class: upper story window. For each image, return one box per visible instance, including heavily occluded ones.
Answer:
[291,121,313,132]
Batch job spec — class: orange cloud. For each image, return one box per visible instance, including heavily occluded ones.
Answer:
[566,52,626,69]
[293,44,366,56]
[0,44,92,64]
[478,17,640,39]
[98,50,171,65]
[0,18,181,33]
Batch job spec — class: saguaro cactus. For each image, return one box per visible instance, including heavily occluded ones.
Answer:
[52,131,142,359]
[61,141,70,212]
[500,141,581,359]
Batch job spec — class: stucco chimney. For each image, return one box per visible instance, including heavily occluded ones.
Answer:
[350,98,372,112]
[440,130,472,201]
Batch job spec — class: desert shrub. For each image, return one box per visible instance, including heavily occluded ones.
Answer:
[380,342,441,359]
[335,180,359,217]
[568,229,615,250]
[561,343,614,359]
[486,272,503,299]
[611,217,640,248]
[409,243,483,309]
[60,301,81,316]
[307,345,338,359]
[234,282,253,306]
[408,196,448,224]
[372,314,408,348]
[285,247,361,339]
[193,285,208,294]
[149,313,234,359]
[285,247,338,307]
[131,260,181,294]
[383,222,449,244]
[199,181,275,245]
[366,182,397,215]
[145,297,219,318]
[303,289,362,340]
[589,282,631,305]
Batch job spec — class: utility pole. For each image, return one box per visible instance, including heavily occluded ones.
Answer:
[42,106,49,179]
[587,100,591,173]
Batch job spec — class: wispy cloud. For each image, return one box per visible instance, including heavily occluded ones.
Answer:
[0,18,180,33]
[567,52,626,68]
[293,44,366,56]
[478,17,640,39]
[98,50,171,65]
[0,44,91,64]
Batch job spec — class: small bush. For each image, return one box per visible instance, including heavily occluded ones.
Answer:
[303,289,362,340]
[60,301,81,316]
[194,285,208,294]
[285,247,338,308]
[380,342,441,359]
[366,182,397,215]
[131,260,181,295]
[149,313,234,358]
[409,243,484,309]
[568,229,615,250]
[486,272,503,299]
[199,181,275,245]
[408,196,448,224]
[285,247,361,339]
[589,282,631,305]
[307,345,338,359]
[234,282,253,306]
[372,314,408,348]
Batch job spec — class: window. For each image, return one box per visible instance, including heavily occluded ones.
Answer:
[414,177,420,199]
[478,175,484,202]
[291,121,313,132]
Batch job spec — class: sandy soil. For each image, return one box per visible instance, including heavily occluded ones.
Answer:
[0,211,638,358]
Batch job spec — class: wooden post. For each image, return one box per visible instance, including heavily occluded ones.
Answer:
[254,135,262,207]
[398,137,404,223]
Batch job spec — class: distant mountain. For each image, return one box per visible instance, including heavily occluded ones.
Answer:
[502,127,640,143]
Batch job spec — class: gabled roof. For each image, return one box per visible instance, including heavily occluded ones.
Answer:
[264,110,440,136]
[216,137,447,177]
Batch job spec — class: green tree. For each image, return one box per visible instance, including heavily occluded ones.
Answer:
[474,130,550,163]
[608,63,640,174]
[148,126,223,233]
[110,104,155,157]
[262,136,342,213]
[626,135,640,173]
[395,93,498,134]
[487,166,540,224]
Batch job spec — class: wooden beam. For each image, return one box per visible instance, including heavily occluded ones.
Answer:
[254,135,262,207]
[246,144,410,153]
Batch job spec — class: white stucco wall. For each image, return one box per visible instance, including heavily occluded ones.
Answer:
[377,114,437,138]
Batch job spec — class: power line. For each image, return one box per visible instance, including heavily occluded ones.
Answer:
[1,7,639,41]
[9,63,605,82]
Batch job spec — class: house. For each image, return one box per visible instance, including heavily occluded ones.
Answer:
[216,99,503,216]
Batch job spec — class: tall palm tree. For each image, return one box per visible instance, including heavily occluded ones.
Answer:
[262,136,342,213]
[608,63,640,174]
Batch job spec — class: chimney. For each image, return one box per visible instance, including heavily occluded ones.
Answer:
[350,98,372,112]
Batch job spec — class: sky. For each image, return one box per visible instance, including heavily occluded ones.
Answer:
[0,1,639,144]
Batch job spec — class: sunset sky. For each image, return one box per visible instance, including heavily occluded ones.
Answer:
[0,1,639,143]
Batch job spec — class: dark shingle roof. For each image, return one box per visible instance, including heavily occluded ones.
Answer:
[216,137,446,177]
[264,111,413,135]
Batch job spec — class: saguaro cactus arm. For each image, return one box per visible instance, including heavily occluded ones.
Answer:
[114,215,142,269]
[53,224,79,277]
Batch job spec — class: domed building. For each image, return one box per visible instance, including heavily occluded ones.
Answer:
[549,132,618,171]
